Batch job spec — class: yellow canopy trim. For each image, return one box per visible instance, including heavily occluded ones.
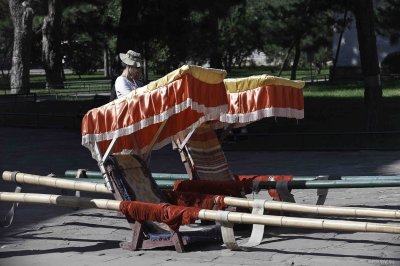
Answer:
[223,75,305,93]
[137,65,227,94]
[104,65,227,106]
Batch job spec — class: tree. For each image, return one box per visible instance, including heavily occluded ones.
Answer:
[42,0,63,89]
[218,1,263,70]
[376,0,400,44]
[9,0,34,94]
[260,0,334,79]
[0,0,13,78]
[351,0,382,131]
[116,0,244,75]
[62,1,118,78]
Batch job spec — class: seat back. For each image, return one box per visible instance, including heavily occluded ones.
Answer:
[104,154,166,203]
[183,123,234,181]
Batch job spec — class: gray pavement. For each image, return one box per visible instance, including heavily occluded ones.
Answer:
[0,127,400,266]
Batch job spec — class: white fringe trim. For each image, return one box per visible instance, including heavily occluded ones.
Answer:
[82,100,227,160]
[85,115,213,160]
[220,107,304,123]
[82,99,227,145]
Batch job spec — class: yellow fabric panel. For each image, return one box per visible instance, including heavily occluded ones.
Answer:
[137,65,227,93]
[104,65,227,107]
[223,75,305,93]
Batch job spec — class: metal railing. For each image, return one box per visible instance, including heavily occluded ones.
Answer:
[0,79,112,96]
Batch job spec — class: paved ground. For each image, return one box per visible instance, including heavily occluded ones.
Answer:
[0,127,399,266]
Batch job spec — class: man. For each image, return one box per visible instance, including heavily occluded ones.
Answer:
[114,50,143,98]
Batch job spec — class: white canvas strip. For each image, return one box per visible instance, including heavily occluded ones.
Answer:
[93,142,113,192]
[276,181,296,203]
[216,211,242,251]
[216,199,267,251]
[240,199,267,248]
[316,176,329,205]
[102,134,118,163]
[177,127,197,150]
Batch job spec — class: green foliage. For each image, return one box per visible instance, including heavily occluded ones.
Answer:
[0,0,13,74]
[66,40,102,77]
[218,1,262,70]
[376,0,400,44]
[258,0,337,72]
[118,0,245,73]
[147,42,175,75]
[62,1,120,76]
[382,51,400,74]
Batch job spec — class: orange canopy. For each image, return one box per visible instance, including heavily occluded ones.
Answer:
[81,65,228,159]
[220,75,305,127]
[81,67,305,159]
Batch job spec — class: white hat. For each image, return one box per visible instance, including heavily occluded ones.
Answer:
[119,50,142,67]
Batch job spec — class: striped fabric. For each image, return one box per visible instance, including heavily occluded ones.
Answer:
[185,123,235,181]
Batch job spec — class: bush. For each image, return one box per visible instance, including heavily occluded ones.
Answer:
[382,51,400,74]
[64,41,102,78]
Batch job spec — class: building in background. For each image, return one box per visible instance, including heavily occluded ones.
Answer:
[332,9,400,80]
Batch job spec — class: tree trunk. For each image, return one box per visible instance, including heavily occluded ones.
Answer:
[330,7,348,83]
[1,41,12,78]
[208,10,223,69]
[278,43,294,77]
[103,45,110,78]
[142,40,148,84]
[42,0,63,89]
[9,0,34,94]
[116,0,140,53]
[290,41,301,80]
[352,0,382,131]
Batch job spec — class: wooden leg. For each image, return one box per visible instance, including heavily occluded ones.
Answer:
[120,221,144,251]
[171,231,185,253]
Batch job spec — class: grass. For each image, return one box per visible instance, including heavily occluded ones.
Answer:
[227,66,330,80]
[1,67,329,92]
[29,72,109,83]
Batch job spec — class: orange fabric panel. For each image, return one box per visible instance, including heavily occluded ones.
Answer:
[162,190,226,210]
[119,201,200,232]
[236,175,270,182]
[173,180,253,197]
[82,74,228,156]
[95,110,204,155]
[226,85,304,115]
[82,75,227,136]
[174,176,294,201]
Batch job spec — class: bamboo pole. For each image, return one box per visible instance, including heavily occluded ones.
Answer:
[0,192,399,234]
[222,197,400,219]
[34,171,400,192]
[0,192,119,210]
[3,171,400,220]
[2,171,174,190]
[2,171,111,194]
[198,209,400,234]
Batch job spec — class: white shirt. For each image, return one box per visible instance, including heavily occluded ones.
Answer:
[115,76,142,98]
